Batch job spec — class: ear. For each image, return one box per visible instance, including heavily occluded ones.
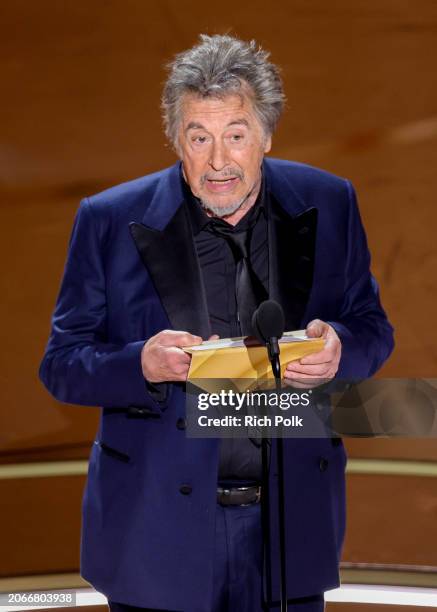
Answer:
[264,134,272,154]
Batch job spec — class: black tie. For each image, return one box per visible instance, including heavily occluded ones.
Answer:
[210,219,268,336]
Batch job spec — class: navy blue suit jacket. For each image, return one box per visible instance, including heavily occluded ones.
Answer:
[40,158,394,611]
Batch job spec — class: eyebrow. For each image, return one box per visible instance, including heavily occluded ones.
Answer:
[185,118,250,131]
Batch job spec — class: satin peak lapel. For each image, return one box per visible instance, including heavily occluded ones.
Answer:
[268,194,318,331]
[129,204,212,339]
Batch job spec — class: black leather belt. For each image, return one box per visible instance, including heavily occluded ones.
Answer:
[217,485,261,506]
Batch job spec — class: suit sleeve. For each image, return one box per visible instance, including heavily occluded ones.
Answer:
[328,180,394,379]
[39,197,166,409]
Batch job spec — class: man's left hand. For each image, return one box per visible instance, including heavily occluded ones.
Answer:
[284,319,341,381]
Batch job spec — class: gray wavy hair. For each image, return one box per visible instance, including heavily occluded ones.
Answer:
[162,34,285,147]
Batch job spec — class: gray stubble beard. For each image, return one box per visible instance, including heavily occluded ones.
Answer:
[199,176,261,219]
[199,193,250,218]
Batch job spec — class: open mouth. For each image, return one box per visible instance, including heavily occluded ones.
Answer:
[207,177,238,183]
[206,177,240,190]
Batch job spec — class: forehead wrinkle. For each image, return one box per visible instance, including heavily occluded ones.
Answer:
[185,118,250,132]
[186,121,206,131]
[227,118,249,128]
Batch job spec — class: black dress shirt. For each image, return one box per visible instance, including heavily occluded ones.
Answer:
[183,176,269,482]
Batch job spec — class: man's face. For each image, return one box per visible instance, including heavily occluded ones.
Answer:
[177,92,272,217]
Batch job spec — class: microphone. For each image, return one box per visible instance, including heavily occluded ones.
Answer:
[252,300,285,380]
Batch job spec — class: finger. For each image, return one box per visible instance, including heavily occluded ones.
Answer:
[284,369,332,381]
[166,347,192,364]
[174,362,191,376]
[306,319,328,339]
[179,333,203,347]
[286,362,331,376]
[299,350,334,365]
[208,334,220,341]
[287,351,332,366]
[306,319,324,338]
[175,362,192,381]
[173,368,191,382]
[160,330,203,347]
[288,356,335,370]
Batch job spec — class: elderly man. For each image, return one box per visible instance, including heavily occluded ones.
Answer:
[40,34,393,612]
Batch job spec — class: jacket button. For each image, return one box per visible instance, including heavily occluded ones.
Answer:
[179,484,192,495]
[176,417,186,430]
[319,458,329,472]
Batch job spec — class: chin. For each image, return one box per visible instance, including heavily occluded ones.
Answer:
[200,196,246,218]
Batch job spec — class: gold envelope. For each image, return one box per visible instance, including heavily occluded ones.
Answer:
[184,330,325,380]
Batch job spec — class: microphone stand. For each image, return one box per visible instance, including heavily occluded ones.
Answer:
[266,337,288,612]
[252,300,287,611]
[261,431,272,609]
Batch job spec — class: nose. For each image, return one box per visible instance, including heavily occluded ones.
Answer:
[209,140,229,172]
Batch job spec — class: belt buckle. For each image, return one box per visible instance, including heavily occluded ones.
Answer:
[237,485,261,506]
[217,487,231,506]
[217,484,261,506]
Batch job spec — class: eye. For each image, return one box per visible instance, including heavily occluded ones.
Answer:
[192,135,208,144]
[226,132,246,145]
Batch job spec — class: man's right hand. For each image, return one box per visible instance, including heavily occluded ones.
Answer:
[141,330,204,383]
